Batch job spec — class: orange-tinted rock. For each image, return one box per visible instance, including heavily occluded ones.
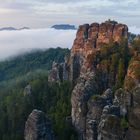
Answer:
[124,55,140,91]
[71,21,128,56]
[113,24,128,42]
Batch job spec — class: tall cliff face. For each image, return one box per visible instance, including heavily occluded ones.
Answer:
[47,20,140,140]
[71,21,128,55]
[70,21,129,140]
[70,21,140,140]
[48,21,128,84]
[124,55,140,140]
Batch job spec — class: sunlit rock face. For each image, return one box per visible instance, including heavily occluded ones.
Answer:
[48,21,128,84]
[70,20,128,140]
[71,20,128,56]
[48,20,140,140]
[124,55,140,91]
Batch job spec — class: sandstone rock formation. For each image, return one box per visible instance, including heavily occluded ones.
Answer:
[47,20,140,140]
[70,20,129,140]
[24,84,32,96]
[124,55,140,91]
[48,55,71,83]
[124,86,140,140]
[124,55,140,140]
[48,62,63,83]
[24,109,54,140]
[71,71,98,139]
[48,20,128,83]
[71,20,128,56]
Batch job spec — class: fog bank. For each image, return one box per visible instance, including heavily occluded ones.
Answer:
[0,26,139,60]
[0,28,76,60]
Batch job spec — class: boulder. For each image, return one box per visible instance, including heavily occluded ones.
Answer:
[24,109,54,140]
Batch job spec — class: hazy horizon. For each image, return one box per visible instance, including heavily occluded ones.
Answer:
[0,28,76,60]
[0,25,139,61]
[0,0,140,28]
[0,0,140,60]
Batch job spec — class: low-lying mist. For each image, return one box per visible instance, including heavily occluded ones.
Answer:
[0,26,139,61]
[0,28,76,60]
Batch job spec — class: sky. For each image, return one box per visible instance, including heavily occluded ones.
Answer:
[0,0,140,28]
[0,0,140,60]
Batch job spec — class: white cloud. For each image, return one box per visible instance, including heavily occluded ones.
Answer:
[0,0,140,28]
[0,25,139,60]
[129,26,140,35]
[0,28,76,60]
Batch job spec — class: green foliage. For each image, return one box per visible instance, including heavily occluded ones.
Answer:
[91,95,99,101]
[0,35,139,140]
[131,36,140,52]
[0,72,77,140]
[0,47,69,82]
[120,117,129,129]
[0,48,77,140]
[97,38,131,90]
[116,59,125,88]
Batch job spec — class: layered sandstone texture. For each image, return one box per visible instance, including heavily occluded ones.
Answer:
[24,109,54,140]
[71,20,128,56]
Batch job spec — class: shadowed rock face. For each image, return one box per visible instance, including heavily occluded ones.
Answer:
[124,86,140,140]
[71,71,99,139]
[48,62,63,83]
[24,109,54,140]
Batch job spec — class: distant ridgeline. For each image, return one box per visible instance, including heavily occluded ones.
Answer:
[51,24,76,30]
[0,27,30,31]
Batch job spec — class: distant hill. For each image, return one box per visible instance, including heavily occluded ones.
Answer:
[0,27,30,31]
[51,24,76,30]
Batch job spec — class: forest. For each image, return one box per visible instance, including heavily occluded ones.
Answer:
[0,36,140,140]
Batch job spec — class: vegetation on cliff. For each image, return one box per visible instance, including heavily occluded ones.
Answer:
[0,47,69,82]
[0,48,77,140]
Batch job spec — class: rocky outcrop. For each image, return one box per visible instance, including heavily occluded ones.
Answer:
[124,55,140,91]
[70,20,140,140]
[124,57,140,139]
[98,92,122,140]
[48,62,63,83]
[125,86,140,140]
[24,84,32,96]
[71,20,128,56]
[97,58,140,140]
[47,20,140,140]
[86,89,122,140]
[24,109,54,140]
[48,20,128,83]
[70,20,129,140]
[86,95,107,140]
[71,71,98,139]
